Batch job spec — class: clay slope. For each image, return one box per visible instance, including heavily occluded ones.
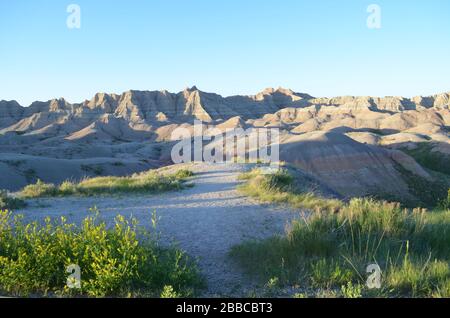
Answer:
[279,132,430,200]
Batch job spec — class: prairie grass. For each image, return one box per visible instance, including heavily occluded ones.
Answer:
[238,169,343,213]
[231,168,450,298]
[19,169,194,199]
[0,209,203,297]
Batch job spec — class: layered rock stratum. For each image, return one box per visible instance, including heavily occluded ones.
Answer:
[1,87,449,203]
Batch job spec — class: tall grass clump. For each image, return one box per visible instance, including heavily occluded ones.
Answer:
[0,209,203,297]
[238,168,343,213]
[231,169,450,298]
[19,169,194,199]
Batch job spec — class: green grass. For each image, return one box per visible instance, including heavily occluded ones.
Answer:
[19,169,194,199]
[0,209,203,297]
[231,169,450,298]
[238,169,343,213]
[402,143,450,176]
[0,190,27,210]
[394,163,449,208]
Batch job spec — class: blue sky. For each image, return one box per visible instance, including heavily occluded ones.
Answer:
[1,0,449,106]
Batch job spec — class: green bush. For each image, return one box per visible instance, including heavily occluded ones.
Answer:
[0,209,203,297]
[19,169,194,199]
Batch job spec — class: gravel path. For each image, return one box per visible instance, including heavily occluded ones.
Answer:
[15,163,300,297]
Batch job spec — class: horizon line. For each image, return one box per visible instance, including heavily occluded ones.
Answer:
[2,86,450,108]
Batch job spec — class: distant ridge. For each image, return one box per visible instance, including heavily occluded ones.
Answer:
[1,87,449,128]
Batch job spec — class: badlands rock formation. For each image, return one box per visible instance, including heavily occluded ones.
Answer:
[0,87,449,203]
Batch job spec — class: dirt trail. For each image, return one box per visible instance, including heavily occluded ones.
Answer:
[16,163,300,297]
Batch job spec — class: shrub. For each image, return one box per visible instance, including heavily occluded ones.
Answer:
[0,209,203,297]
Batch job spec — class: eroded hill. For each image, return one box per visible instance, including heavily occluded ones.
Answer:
[1,87,449,205]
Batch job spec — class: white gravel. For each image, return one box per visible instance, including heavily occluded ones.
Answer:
[15,163,300,297]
